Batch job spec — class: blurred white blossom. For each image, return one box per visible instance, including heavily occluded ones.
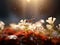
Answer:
[8,35,17,39]
[10,23,20,30]
[59,24,60,27]
[58,24,60,30]
[0,21,5,30]
[34,21,46,34]
[46,17,56,24]
[56,24,60,30]
[46,24,53,30]
[18,19,27,25]
[46,17,56,36]
[18,19,33,30]
[40,19,45,23]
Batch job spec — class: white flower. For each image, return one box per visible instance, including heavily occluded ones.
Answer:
[8,35,17,39]
[58,24,60,30]
[0,21,5,30]
[34,21,46,34]
[46,24,52,30]
[40,19,45,23]
[46,17,56,24]
[19,25,25,30]
[59,24,60,27]
[18,19,35,30]
[19,19,27,25]
[35,21,42,27]
[56,24,60,30]
[10,23,20,30]
[18,19,27,27]
[28,24,37,31]
[35,21,44,30]
[27,24,33,30]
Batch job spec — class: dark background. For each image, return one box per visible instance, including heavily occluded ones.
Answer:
[0,0,60,25]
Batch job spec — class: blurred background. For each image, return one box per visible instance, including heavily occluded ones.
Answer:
[0,0,60,25]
